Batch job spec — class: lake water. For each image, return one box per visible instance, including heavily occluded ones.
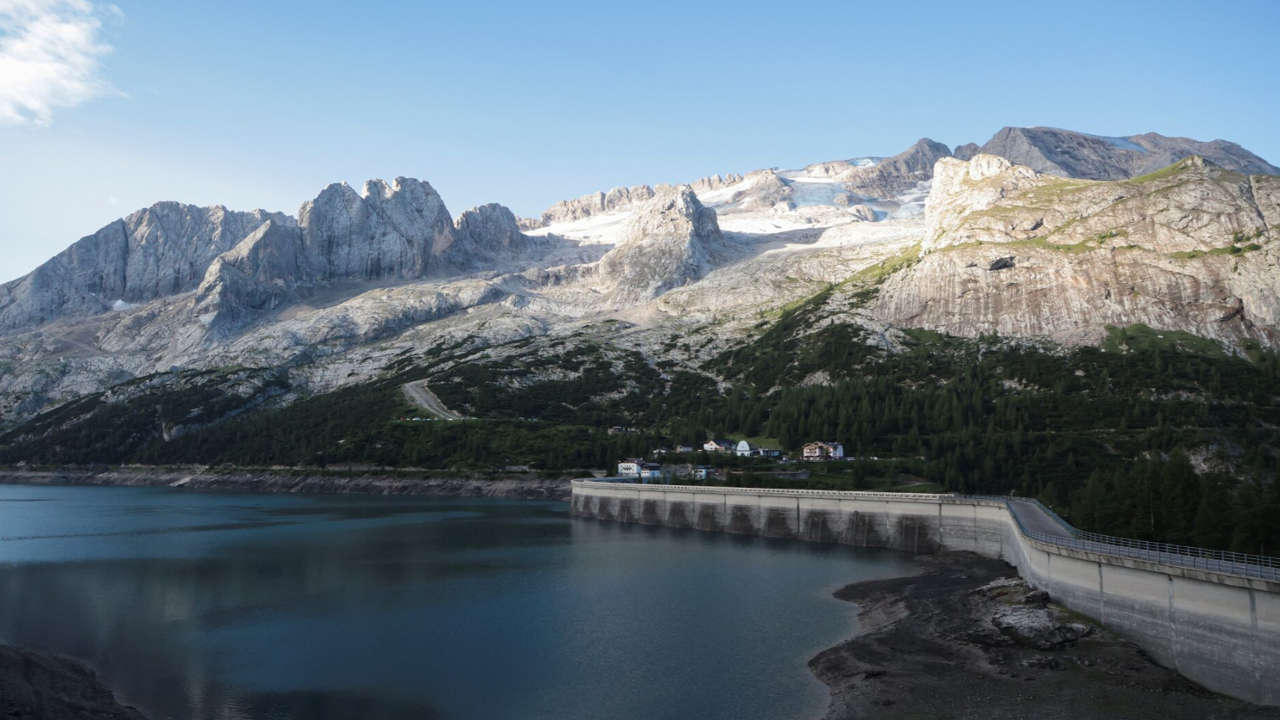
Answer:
[0,484,917,719]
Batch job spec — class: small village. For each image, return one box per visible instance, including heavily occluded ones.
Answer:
[603,440,847,484]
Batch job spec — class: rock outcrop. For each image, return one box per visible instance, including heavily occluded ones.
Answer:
[597,187,725,301]
[0,645,148,720]
[0,203,291,332]
[847,203,878,222]
[193,220,305,329]
[718,170,794,211]
[541,184,660,225]
[841,138,953,199]
[922,154,1044,251]
[449,203,543,270]
[298,177,455,282]
[977,126,1280,181]
[874,154,1280,346]
[690,173,745,193]
[194,187,535,332]
[539,174,748,225]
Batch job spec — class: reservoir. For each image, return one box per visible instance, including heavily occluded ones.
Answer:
[0,484,916,719]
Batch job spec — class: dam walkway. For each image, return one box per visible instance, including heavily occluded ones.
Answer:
[1000,496,1280,582]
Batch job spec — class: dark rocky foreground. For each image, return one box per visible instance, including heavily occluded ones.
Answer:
[0,646,146,720]
[810,552,1280,720]
[0,468,571,500]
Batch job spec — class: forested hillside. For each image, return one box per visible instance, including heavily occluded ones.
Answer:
[2,292,1279,555]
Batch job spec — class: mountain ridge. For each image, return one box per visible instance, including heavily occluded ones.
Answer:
[0,125,1276,428]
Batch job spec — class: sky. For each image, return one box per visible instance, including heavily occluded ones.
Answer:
[1,0,1278,283]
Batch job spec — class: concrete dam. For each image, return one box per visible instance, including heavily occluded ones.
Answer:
[570,480,1280,706]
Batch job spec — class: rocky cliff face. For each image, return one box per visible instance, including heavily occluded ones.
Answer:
[0,203,291,332]
[193,220,305,330]
[977,127,1280,180]
[450,203,540,269]
[298,178,455,282]
[922,154,1045,251]
[541,184,658,225]
[597,187,725,301]
[690,173,745,193]
[841,138,953,198]
[194,186,535,332]
[539,174,748,226]
[874,154,1280,346]
[715,170,794,212]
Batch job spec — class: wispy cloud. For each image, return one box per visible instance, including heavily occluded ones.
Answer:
[0,0,120,125]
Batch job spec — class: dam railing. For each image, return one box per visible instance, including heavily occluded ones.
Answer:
[572,481,1280,582]
[988,495,1280,582]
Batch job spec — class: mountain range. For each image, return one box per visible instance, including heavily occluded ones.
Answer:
[0,125,1276,433]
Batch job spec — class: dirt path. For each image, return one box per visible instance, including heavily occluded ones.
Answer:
[809,552,1280,720]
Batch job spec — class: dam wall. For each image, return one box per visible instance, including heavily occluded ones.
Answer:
[570,481,1280,706]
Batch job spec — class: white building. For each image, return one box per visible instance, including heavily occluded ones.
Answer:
[618,459,664,482]
[703,439,734,453]
[617,459,644,476]
[802,441,845,461]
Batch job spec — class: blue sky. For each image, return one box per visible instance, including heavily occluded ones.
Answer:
[1,0,1278,282]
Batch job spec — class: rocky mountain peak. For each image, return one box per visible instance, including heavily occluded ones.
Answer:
[977,127,1279,180]
[924,154,1049,250]
[190,186,548,334]
[298,176,455,282]
[879,151,1280,348]
[901,138,953,168]
[540,184,660,225]
[448,203,544,270]
[841,138,953,199]
[0,202,291,333]
[597,186,724,301]
[625,186,721,241]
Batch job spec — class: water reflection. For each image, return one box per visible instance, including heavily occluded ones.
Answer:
[0,486,916,720]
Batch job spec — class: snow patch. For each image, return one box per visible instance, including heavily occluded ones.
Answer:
[784,177,849,208]
[111,299,136,312]
[695,176,756,206]
[887,180,931,219]
[526,210,633,245]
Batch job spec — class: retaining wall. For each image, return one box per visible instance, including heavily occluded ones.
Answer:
[570,481,1280,706]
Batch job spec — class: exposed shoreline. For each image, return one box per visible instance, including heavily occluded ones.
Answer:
[0,645,147,720]
[0,467,572,501]
[809,551,1280,720]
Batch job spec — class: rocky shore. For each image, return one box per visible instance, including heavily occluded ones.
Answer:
[810,552,1280,720]
[0,467,571,501]
[0,646,146,720]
